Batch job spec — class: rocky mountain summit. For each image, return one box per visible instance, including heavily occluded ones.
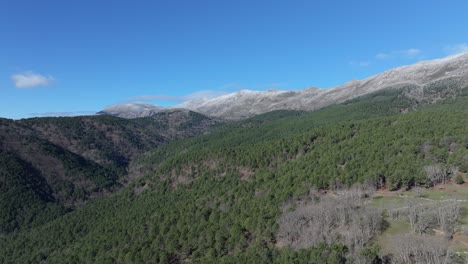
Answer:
[176,53,468,119]
[99,53,468,120]
[97,103,164,118]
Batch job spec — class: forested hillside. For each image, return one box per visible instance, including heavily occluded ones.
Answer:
[1,87,468,263]
[0,110,217,233]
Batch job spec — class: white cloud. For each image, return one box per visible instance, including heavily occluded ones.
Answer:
[185,90,230,100]
[444,43,468,55]
[375,48,422,60]
[124,82,289,103]
[217,82,248,91]
[349,61,371,67]
[403,48,421,57]
[125,90,230,103]
[218,82,287,91]
[126,95,181,101]
[29,111,96,117]
[375,53,390,59]
[359,61,371,67]
[11,71,54,88]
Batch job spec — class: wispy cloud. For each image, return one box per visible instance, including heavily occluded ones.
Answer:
[402,48,421,57]
[123,82,289,103]
[375,53,390,59]
[185,90,231,100]
[444,43,468,55]
[349,61,371,67]
[126,95,184,102]
[29,111,96,117]
[217,82,288,91]
[252,82,288,90]
[11,71,54,88]
[217,82,249,91]
[125,90,230,103]
[375,48,422,60]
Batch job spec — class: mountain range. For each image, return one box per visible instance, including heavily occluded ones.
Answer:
[2,53,468,263]
[99,53,468,119]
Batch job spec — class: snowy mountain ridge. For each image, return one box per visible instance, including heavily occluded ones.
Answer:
[99,53,468,119]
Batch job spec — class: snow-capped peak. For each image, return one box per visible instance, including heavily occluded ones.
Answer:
[174,53,468,119]
[99,53,468,120]
[97,103,165,118]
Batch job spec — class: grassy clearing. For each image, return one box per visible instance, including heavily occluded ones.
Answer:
[372,184,468,257]
[383,220,411,235]
[419,185,468,200]
[459,205,468,225]
[377,220,411,255]
[371,195,406,209]
[371,193,433,210]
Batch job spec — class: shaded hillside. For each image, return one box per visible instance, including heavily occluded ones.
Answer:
[0,153,66,234]
[19,110,218,178]
[2,88,467,263]
[0,110,217,233]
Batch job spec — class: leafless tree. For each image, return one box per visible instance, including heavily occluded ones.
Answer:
[424,165,449,184]
[389,209,402,221]
[436,199,460,239]
[391,234,451,264]
[390,199,460,237]
[414,210,437,234]
[277,188,383,252]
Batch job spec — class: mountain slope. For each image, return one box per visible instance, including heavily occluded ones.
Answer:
[0,152,66,234]
[20,109,218,175]
[175,53,468,119]
[2,88,468,263]
[0,110,218,233]
[2,54,468,262]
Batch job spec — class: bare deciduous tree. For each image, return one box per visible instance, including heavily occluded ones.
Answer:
[389,199,460,237]
[437,199,460,239]
[277,186,383,255]
[391,234,451,264]
[424,165,449,185]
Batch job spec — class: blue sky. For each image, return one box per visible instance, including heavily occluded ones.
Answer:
[1,0,468,119]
